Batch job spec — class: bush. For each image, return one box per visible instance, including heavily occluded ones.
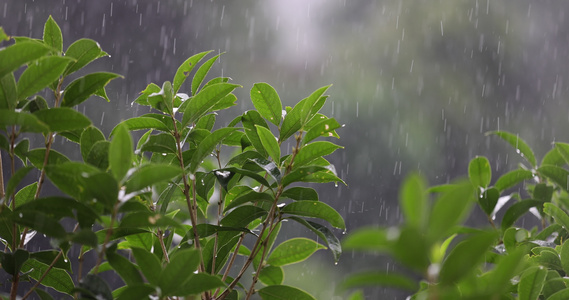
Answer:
[0,16,345,299]
[342,132,569,299]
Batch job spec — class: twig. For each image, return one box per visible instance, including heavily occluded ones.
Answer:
[21,249,63,300]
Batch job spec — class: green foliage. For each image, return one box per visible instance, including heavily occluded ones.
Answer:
[341,131,569,299]
[0,17,343,299]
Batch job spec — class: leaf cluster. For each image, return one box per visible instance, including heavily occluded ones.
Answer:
[0,17,344,300]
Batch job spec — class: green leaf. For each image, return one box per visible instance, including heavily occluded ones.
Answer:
[147,81,174,115]
[191,53,222,95]
[478,187,500,216]
[518,266,547,300]
[293,141,342,168]
[182,83,241,127]
[140,132,177,153]
[495,169,534,192]
[554,142,569,166]
[399,172,427,228]
[215,167,272,188]
[488,131,537,168]
[560,241,569,275]
[281,165,344,187]
[0,42,51,79]
[427,181,475,242]
[544,203,569,232]
[547,289,569,300]
[468,156,492,188]
[64,38,109,76]
[111,117,170,135]
[250,158,282,184]
[78,274,113,300]
[159,248,201,296]
[33,107,91,132]
[303,117,341,144]
[5,166,33,199]
[21,258,74,294]
[501,200,543,231]
[486,247,527,294]
[173,50,212,93]
[109,123,132,181]
[17,56,73,99]
[221,205,268,227]
[172,273,226,296]
[14,182,37,206]
[223,188,274,212]
[338,272,418,292]
[79,172,118,210]
[131,247,161,286]
[0,109,50,133]
[267,237,326,267]
[251,82,282,126]
[1,249,30,276]
[81,126,106,162]
[189,127,239,173]
[125,164,181,193]
[259,265,284,285]
[281,201,345,229]
[256,125,281,164]
[62,72,121,107]
[258,285,316,300]
[44,162,100,198]
[43,16,63,53]
[106,250,144,286]
[12,210,67,239]
[0,27,9,42]
[280,100,305,141]
[0,72,17,110]
[26,148,70,169]
[288,217,342,262]
[439,230,498,285]
[281,187,318,201]
[114,284,155,300]
[539,165,569,192]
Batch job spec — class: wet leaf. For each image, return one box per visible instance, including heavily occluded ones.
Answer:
[189,127,239,173]
[80,126,105,161]
[501,200,543,231]
[78,274,113,300]
[478,187,500,216]
[173,50,212,93]
[267,238,326,267]
[17,56,73,99]
[281,201,345,229]
[338,272,418,292]
[43,16,62,53]
[544,203,569,232]
[159,248,201,296]
[288,217,342,262]
[109,123,132,181]
[33,107,91,132]
[256,125,281,165]
[250,157,282,184]
[26,148,70,169]
[1,249,29,276]
[22,258,74,294]
[518,266,547,300]
[0,41,51,79]
[539,165,569,192]
[259,265,284,285]
[111,117,170,135]
[106,250,144,286]
[293,141,342,168]
[0,72,17,110]
[191,53,222,95]
[488,131,536,168]
[140,132,177,154]
[221,205,268,227]
[494,169,534,192]
[281,187,319,201]
[468,156,492,188]
[258,285,316,300]
[427,181,474,242]
[62,72,121,107]
[0,110,50,133]
[303,117,340,144]
[400,172,427,228]
[251,82,282,126]
[64,38,109,76]
[124,164,181,193]
[5,166,33,199]
[173,273,226,296]
[182,82,241,127]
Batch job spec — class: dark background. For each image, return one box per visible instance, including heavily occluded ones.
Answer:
[2,0,569,298]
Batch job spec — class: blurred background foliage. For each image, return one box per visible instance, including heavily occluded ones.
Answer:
[2,0,569,298]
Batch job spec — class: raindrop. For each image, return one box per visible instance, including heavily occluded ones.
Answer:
[100,112,105,125]
[18,213,23,218]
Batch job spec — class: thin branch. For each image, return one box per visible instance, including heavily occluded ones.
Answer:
[157,229,170,264]
[93,201,119,274]
[21,249,63,300]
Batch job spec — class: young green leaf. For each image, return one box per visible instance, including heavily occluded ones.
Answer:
[251,82,282,126]
[256,125,281,165]
[81,126,106,162]
[303,117,341,144]
[501,200,543,231]
[267,238,326,267]
[293,141,343,168]
[279,98,306,142]
[544,203,569,232]
[62,72,121,107]
[518,266,547,300]
[0,110,49,133]
[258,265,284,286]
[14,182,37,206]
[488,131,537,168]
[257,285,316,300]
[33,107,91,132]
[173,50,212,93]
[400,172,427,228]
[299,85,331,125]
[158,248,201,296]
[109,123,133,181]
[17,56,73,99]
[124,164,181,193]
[439,230,498,285]
[43,16,63,53]
[64,38,109,76]
[189,127,239,173]
[468,156,491,188]
[191,53,222,95]
[281,201,345,229]
[182,83,241,127]
[0,42,51,79]
[131,247,162,286]
[494,169,534,192]
[0,72,17,110]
